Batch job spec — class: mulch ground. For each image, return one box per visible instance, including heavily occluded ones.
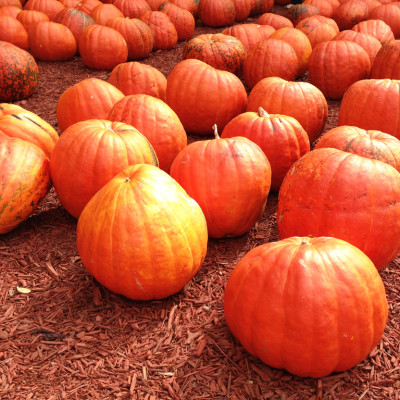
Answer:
[1,5,400,400]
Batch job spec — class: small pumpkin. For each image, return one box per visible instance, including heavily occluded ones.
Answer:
[159,2,195,42]
[257,12,293,29]
[352,19,395,44]
[76,164,208,300]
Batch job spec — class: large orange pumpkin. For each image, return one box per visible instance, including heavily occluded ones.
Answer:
[224,236,388,378]
[166,59,247,135]
[0,15,29,50]
[170,126,271,238]
[76,164,208,300]
[370,40,400,79]
[198,0,236,28]
[23,0,65,21]
[295,15,339,48]
[277,148,400,270]
[17,9,50,33]
[0,136,51,234]
[352,19,395,44]
[159,2,195,42]
[50,119,158,218]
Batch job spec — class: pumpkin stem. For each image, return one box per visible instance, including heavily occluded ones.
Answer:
[258,107,269,118]
[212,124,220,139]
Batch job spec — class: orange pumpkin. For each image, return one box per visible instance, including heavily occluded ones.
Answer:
[198,0,236,28]
[0,15,28,50]
[23,0,65,21]
[89,3,123,25]
[224,236,388,378]
[370,40,400,79]
[112,0,150,18]
[0,136,51,234]
[76,164,208,300]
[0,6,22,18]
[170,126,271,238]
[159,2,195,41]
[232,0,251,22]
[295,15,339,48]
[277,148,400,270]
[50,119,158,218]
[303,0,340,18]
[257,12,293,29]
[108,94,187,173]
[56,77,124,132]
[285,4,320,25]
[370,4,400,38]
[333,0,369,30]
[17,9,49,32]
[352,19,395,44]
[170,0,198,18]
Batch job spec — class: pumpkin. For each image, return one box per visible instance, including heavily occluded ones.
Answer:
[338,79,400,139]
[257,12,293,29]
[0,41,38,102]
[0,15,28,50]
[182,33,245,75]
[333,30,382,66]
[28,21,77,61]
[166,59,247,135]
[74,0,102,14]
[370,40,400,79]
[56,77,124,132]
[295,15,339,48]
[159,2,195,42]
[108,94,187,173]
[243,38,299,89]
[284,4,320,26]
[0,6,22,18]
[169,0,198,18]
[269,27,312,77]
[89,3,123,25]
[232,0,251,22]
[277,148,400,270]
[224,236,388,378]
[139,10,177,51]
[0,103,58,158]
[333,0,369,30]
[23,0,65,21]
[53,8,95,53]
[105,17,153,61]
[370,4,400,38]
[315,125,400,172]
[222,23,275,52]
[79,24,128,70]
[198,0,236,28]
[170,125,271,238]
[76,164,208,300]
[50,119,158,218]
[247,77,328,143]
[303,0,340,18]
[0,0,22,8]
[145,0,165,10]
[108,61,166,101]
[308,40,371,100]
[352,19,395,44]
[0,136,51,234]
[17,9,49,33]
[112,0,150,18]
[221,107,310,191]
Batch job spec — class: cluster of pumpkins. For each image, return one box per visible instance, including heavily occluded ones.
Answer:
[2,0,400,381]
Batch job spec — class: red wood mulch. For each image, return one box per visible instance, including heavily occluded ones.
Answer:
[1,6,400,400]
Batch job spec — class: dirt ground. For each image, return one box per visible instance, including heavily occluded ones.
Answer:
[1,6,400,400]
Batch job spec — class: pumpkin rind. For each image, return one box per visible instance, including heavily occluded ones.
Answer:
[76,163,208,301]
[224,236,388,378]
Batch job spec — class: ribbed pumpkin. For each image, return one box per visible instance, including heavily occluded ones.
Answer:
[170,0,198,18]
[303,0,340,18]
[232,0,251,21]
[145,0,165,11]
[159,2,195,41]
[139,10,177,50]
[352,19,395,44]
[333,0,369,30]
[79,24,128,70]
[108,94,187,172]
[182,33,245,75]
[0,41,38,102]
[257,12,293,29]
[170,126,271,238]
[222,23,275,52]
[0,103,58,158]
[370,40,400,79]
[269,27,312,77]
[17,9,49,32]
[0,136,51,234]
[108,61,166,101]
[221,108,310,191]
[105,17,153,61]
[308,40,371,100]
[112,0,150,18]
[284,4,320,25]
[338,79,400,139]
[295,16,339,48]
[0,15,29,50]
[243,38,299,89]
[76,164,208,300]
[370,4,400,38]
[0,5,22,18]
[0,0,22,8]
[74,0,101,14]
[89,3,123,25]
[56,77,124,132]
[28,21,76,61]
[23,0,65,20]
[224,236,388,378]
[277,148,400,270]
[247,77,328,143]
[166,59,247,135]
[315,125,400,172]
[50,119,158,218]
[333,30,382,65]
[198,0,236,28]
